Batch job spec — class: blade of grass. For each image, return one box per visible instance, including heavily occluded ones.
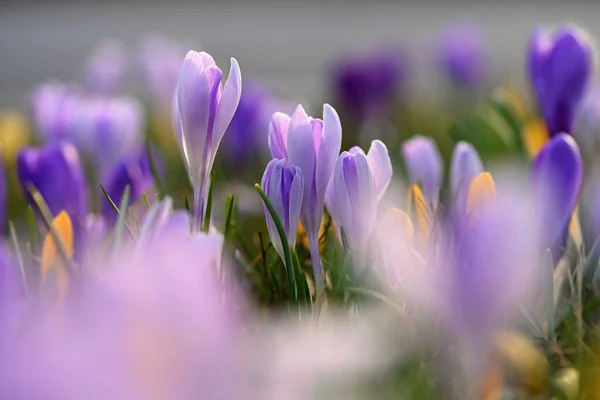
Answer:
[26,205,38,252]
[201,180,214,233]
[255,184,295,302]
[113,185,131,252]
[8,221,28,298]
[27,185,73,271]
[100,184,136,241]
[146,141,164,197]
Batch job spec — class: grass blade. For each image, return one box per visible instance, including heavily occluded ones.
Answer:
[8,221,28,298]
[202,179,214,233]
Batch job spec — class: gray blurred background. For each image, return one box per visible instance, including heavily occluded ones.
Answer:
[1,1,598,109]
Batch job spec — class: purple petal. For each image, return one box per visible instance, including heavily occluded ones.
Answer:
[211,57,242,152]
[268,112,291,159]
[450,141,483,212]
[402,135,443,208]
[315,104,342,215]
[366,139,392,202]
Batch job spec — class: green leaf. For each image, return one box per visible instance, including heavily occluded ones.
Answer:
[583,237,600,289]
[541,249,555,339]
[8,221,28,298]
[100,184,136,241]
[201,179,214,233]
[146,141,164,197]
[113,185,131,252]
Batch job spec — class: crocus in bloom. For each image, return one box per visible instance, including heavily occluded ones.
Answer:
[268,104,342,294]
[174,51,242,230]
[17,143,88,221]
[330,150,377,264]
[402,135,443,208]
[101,151,153,224]
[74,96,144,175]
[30,81,81,140]
[532,133,583,259]
[261,158,303,260]
[528,25,593,136]
[450,141,484,213]
[83,40,129,96]
[436,24,486,87]
[330,46,407,118]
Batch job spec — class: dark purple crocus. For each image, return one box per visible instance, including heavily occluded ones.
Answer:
[531,134,583,259]
[528,25,593,136]
[222,80,274,162]
[101,151,153,224]
[260,158,303,259]
[17,143,88,221]
[436,24,486,87]
[330,46,407,117]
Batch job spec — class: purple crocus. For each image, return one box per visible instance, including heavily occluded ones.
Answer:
[330,46,407,118]
[402,135,444,208]
[17,143,88,221]
[261,158,304,260]
[436,24,486,87]
[330,151,377,264]
[0,154,5,230]
[83,40,129,96]
[268,104,342,295]
[528,25,593,136]
[74,96,144,176]
[30,81,81,141]
[450,141,484,213]
[138,35,188,110]
[532,134,583,259]
[174,51,242,231]
[574,86,600,156]
[101,151,153,224]
[222,80,274,163]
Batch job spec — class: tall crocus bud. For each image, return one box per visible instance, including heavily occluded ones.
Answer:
[84,40,128,96]
[261,158,304,260]
[528,26,592,136]
[174,51,242,230]
[268,104,342,295]
[330,151,377,264]
[30,82,81,141]
[101,152,153,224]
[17,143,88,221]
[450,141,484,212]
[532,134,583,259]
[402,135,443,208]
[574,86,600,157]
[75,96,144,176]
[436,24,486,87]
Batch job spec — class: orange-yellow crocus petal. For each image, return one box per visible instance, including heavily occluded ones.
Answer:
[523,119,549,158]
[41,210,74,303]
[466,172,497,215]
[406,184,431,244]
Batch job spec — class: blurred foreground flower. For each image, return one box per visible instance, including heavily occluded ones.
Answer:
[17,143,88,221]
[528,25,592,136]
[436,24,486,87]
[268,104,342,296]
[261,158,303,260]
[174,50,242,230]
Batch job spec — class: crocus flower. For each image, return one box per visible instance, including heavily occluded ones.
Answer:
[436,24,486,87]
[450,141,484,212]
[574,86,600,157]
[174,50,242,230]
[17,143,88,221]
[532,134,583,259]
[528,25,593,136]
[402,135,443,208]
[330,150,377,263]
[30,81,81,140]
[222,80,274,163]
[138,35,188,109]
[261,158,304,260]
[101,151,153,224]
[137,197,196,251]
[330,46,407,118]
[83,39,129,96]
[268,104,342,295]
[74,96,144,175]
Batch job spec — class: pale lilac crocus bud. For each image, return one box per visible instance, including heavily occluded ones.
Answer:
[84,40,129,96]
[174,51,242,231]
[30,81,81,141]
[267,104,342,295]
[261,158,303,260]
[330,151,377,264]
[402,135,443,208]
[450,141,484,213]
